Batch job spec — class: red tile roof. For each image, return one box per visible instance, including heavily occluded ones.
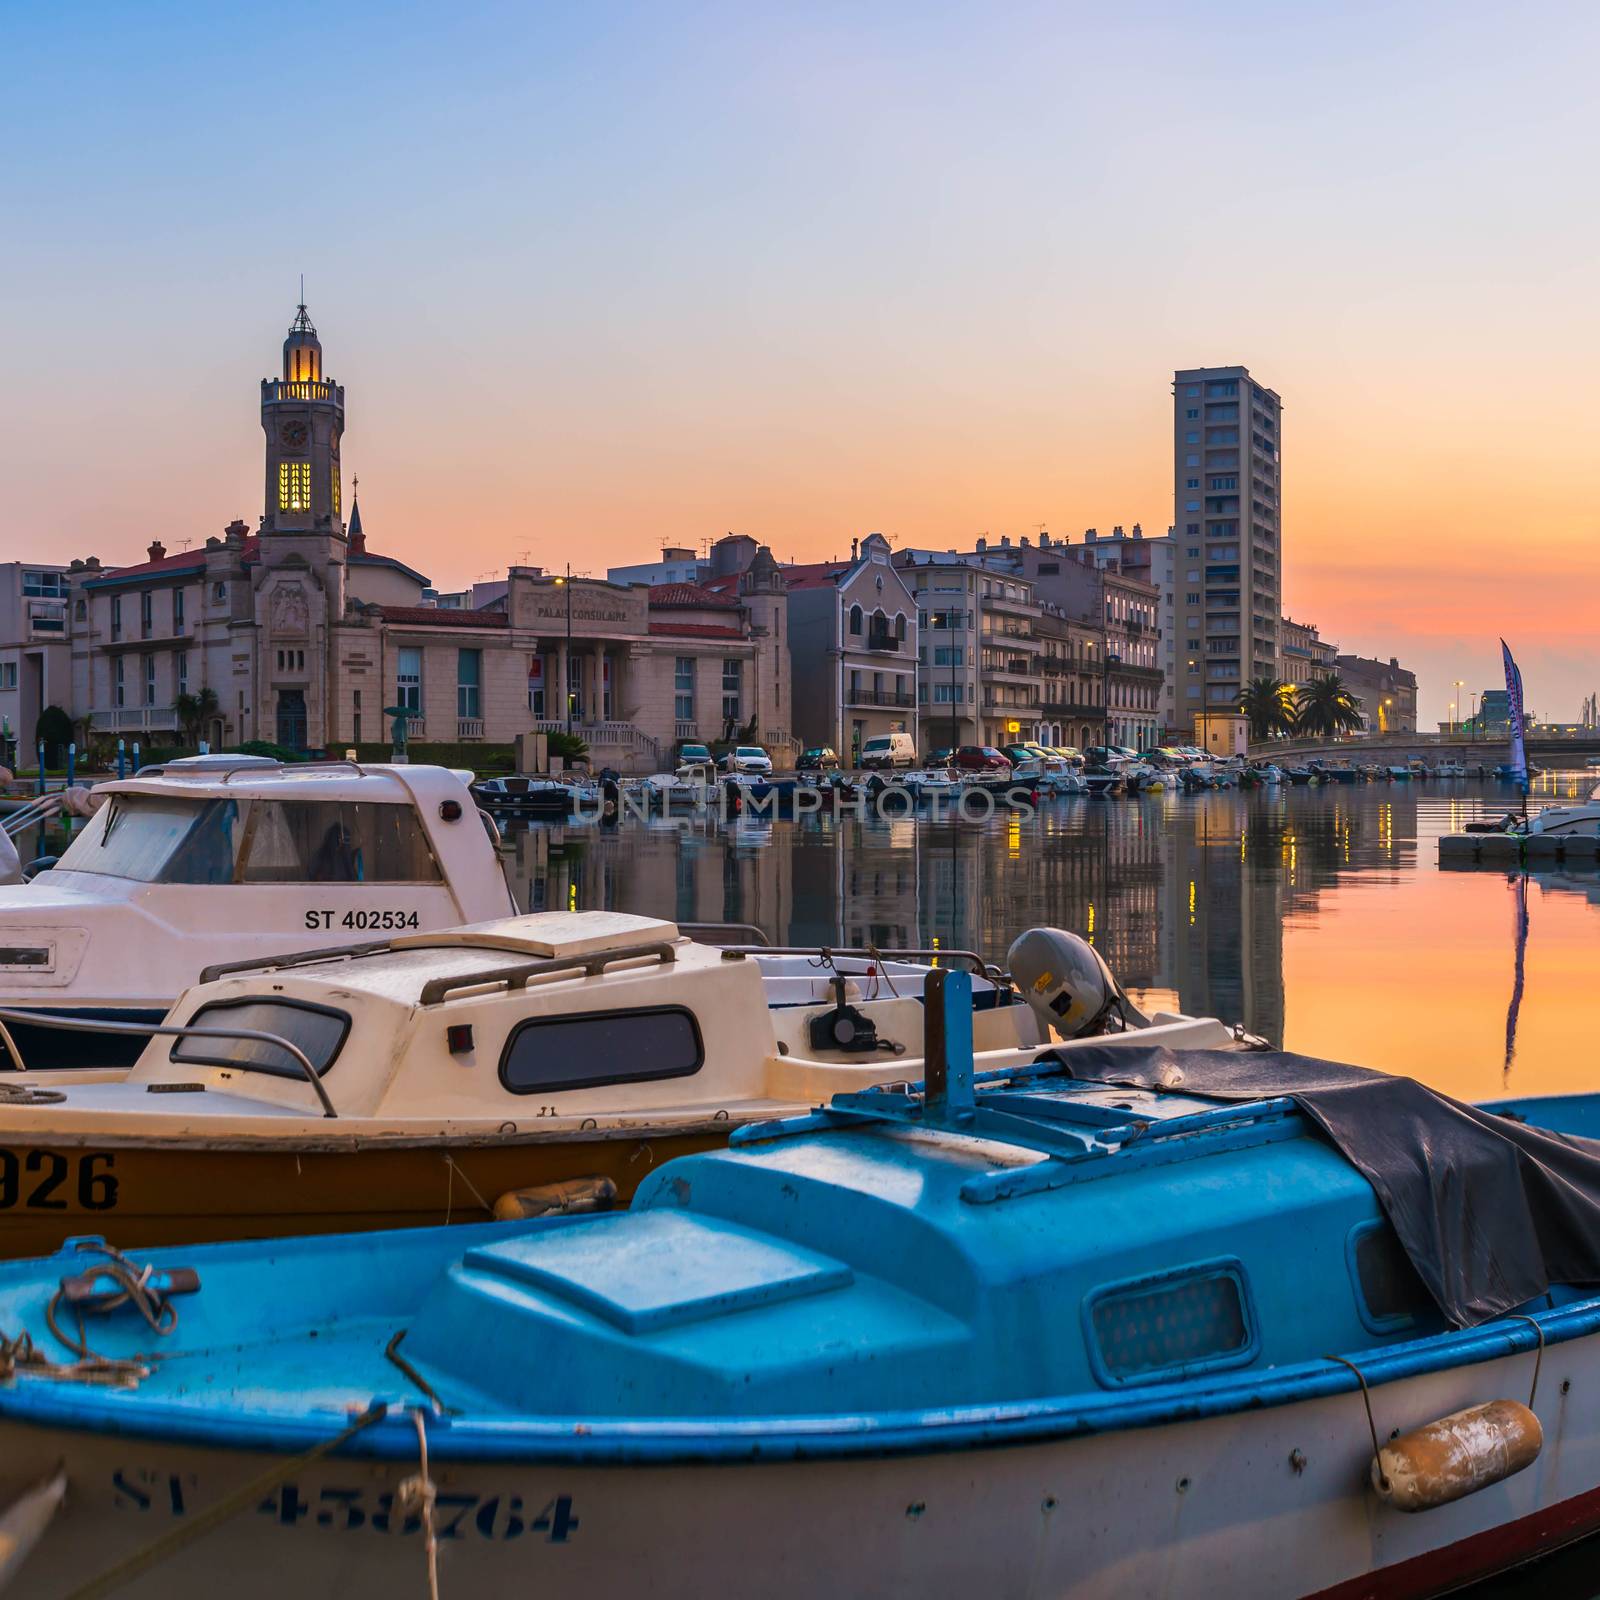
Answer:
[648,621,746,639]
[648,582,741,610]
[378,605,510,628]
[780,560,853,590]
[84,537,260,585]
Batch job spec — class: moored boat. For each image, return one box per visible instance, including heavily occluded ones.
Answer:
[3,980,1600,1599]
[0,914,1229,1256]
[0,761,515,1070]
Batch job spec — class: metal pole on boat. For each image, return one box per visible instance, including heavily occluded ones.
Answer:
[66,741,75,788]
[35,741,44,795]
[923,967,975,1124]
[116,738,126,780]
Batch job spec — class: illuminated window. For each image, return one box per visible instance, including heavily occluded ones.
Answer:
[331,468,341,519]
[278,462,313,513]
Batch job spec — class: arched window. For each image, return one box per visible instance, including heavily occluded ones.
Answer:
[894,612,906,640]
[848,604,862,636]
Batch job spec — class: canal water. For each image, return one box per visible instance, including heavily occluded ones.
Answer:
[506,770,1598,1102]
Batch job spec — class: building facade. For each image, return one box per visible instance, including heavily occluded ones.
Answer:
[1077,526,1176,741]
[0,564,71,761]
[1277,616,1337,694]
[785,535,917,760]
[1173,366,1282,730]
[1336,654,1418,734]
[33,304,789,773]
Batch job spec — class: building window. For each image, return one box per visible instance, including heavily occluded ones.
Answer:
[1185,477,1199,489]
[721,658,742,721]
[397,647,422,714]
[456,649,482,720]
[0,663,15,690]
[331,468,341,519]
[143,655,157,707]
[110,596,122,640]
[1185,408,1199,419]
[177,651,189,696]
[848,604,863,636]
[140,591,153,636]
[278,461,313,513]
[114,657,125,708]
[75,598,86,621]
[173,588,185,633]
[674,656,695,723]
[213,581,226,601]
[527,656,544,719]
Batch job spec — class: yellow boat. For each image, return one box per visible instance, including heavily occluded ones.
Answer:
[0,913,1231,1257]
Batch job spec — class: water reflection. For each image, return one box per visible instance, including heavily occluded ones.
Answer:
[506,776,1600,1102]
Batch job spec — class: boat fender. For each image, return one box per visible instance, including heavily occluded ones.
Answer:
[493,1175,619,1221]
[1372,1400,1542,1512]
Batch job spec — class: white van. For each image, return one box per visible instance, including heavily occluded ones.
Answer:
[859,731,916,770]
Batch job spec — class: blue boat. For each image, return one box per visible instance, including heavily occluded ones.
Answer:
[4,975,1600,1597]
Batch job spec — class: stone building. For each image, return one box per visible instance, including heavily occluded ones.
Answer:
[0,563,71,759]
[1335,654,1418,734]
[43,303,789,772]
[783,534,917,761]
[1277,616,1337,694]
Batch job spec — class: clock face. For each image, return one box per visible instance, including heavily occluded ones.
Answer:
[281,420,309,450]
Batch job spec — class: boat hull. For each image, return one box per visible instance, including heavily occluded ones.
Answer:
[3,1339,1596,1600]
[0,1127,731,1259]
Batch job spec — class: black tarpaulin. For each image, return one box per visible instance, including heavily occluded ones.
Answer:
[1052,1045,1600,1328]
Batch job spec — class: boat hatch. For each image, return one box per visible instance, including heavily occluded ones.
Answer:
[390,911,680,960]
[459,1211,853,1335]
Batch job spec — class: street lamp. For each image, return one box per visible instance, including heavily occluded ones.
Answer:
[1453,679,1464,737]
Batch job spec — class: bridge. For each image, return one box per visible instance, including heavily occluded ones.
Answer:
[1247,733,1600,766]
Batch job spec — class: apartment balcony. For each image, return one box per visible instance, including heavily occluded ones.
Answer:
[457,718,485,740]
[1112,663,1165,684]
[25,604,66,638]
[92,705,180,733]
[864,630,901,653]
[1041,697,1102,717]
[848,688,916,709]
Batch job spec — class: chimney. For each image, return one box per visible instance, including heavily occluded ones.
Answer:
[976,537,987,552]
[1020,535,1030,547]
[1000,535,1011,547]
[1085,527,1098,543]
[1039,530,1051,546]
[851,537,859,560]
[1132,522,1143,539]
[85,556,101,571]
[147,540,166,561]
[1112,525,1124,540]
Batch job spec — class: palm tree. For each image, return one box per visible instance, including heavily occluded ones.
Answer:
[1294,673,1364,738]
[1238,676,1296,740]
[175,686,220,748]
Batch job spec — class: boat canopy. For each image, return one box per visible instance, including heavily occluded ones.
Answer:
[1055,1044,1600,1327]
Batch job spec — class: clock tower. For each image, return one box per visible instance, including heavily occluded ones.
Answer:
[261,302,345,535]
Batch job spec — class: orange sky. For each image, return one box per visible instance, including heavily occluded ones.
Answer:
[5,2,1598,724]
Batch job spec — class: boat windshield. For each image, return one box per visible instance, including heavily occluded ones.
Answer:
[59,797,245,884]
[56,795,443,884]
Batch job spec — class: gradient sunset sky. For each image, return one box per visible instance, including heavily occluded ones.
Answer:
[6,1,1597,723]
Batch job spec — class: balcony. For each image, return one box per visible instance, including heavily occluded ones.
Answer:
[457,718,485,740]
[261,378,344,405]
[92,706,179,733]
[864,630,900,654]
[26,603,66,638]
[1041,698,1101,717]
[848,688,916,709]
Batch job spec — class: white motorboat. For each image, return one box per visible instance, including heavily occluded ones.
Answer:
[0,913,1232,1255]
[0,760,515,1067]
[1439,783,1600,862]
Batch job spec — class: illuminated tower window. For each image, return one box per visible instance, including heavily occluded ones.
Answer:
[278,461,313,513]
[331,467,341,519]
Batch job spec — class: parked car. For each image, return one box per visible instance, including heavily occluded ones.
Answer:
[859,732,916,770]
[796,746,841,773]
[1001,742,1053,768]
[947,745,1013,773]
[678,742,714,767]
[719,746,773,775]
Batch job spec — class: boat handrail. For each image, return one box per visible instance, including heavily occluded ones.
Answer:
[1,794,64,838]
[0,1006,337,1118]
[678,922,771,947]
[418,940,679,1006]
[719,945,988,975]
[198,937,399,985]
[219,757,373,784]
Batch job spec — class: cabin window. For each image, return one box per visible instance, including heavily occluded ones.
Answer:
[1348,1220,1440,1334]
[57,797,244,884]
[1086,1260,1256,1386]
[499,1006,704,1094]
[239,800,443,884]
[170,997,350,1081]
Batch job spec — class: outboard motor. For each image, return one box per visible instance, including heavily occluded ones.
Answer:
[1006,927,1149,1040]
